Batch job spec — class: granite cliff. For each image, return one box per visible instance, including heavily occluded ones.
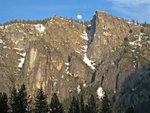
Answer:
[0,11,150,106]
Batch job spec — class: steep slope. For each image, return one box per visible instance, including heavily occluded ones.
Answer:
[0,11,150,103]
[115,65,150,113]
[87,11,150,92]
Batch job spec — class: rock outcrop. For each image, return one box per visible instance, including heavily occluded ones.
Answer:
[0,11,150,103]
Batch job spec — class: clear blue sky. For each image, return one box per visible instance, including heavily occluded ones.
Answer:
[0,0,150,24]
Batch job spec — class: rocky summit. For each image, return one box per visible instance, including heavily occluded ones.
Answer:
[0,10,150,110]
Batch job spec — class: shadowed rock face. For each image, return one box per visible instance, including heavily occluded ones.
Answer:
[0,11,150,102]
[115,65,150,112]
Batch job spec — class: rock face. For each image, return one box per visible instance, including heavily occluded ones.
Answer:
[115,65,150,112]
[89,11,130,62]
[0,11,150,102]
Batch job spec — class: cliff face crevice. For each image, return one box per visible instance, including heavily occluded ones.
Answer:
[0,11,150,102]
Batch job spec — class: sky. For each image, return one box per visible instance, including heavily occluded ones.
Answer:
[0,0,150,24]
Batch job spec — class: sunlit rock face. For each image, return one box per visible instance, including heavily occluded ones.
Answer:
[0,11,150,103]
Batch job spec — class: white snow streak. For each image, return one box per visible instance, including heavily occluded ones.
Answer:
[3,46,8,49]
[81,31,95,70]
[129,33,145,47]
[18,52,26,69]
[0,39,3,44]
[81,31,88,40]
[83,53,95,70]
[33,24,45,33]
[0,26,4,29]
[13,48,23,51]
[77,85,81,94]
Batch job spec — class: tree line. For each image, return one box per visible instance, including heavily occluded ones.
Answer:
[0,84,114,113]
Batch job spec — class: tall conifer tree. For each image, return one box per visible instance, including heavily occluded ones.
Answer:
[87,94,98,113]
[34,88,48,113]
[68,97,80,113]
[0,92,9,113]
[50,93,64,113]
[101,92,112,113]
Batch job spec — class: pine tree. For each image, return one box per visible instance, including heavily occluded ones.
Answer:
[125,106,135,113]
[87,94,98,113]
[49,93,64,113]
[84,104,90,113]
[34,88,48,113]
[0,92,9,113]
[10,84,28,113]
[18,84,28,113]
[68,97,80,113]
[101,92,112,113]
[10,87,19,113]
[80,95,85,113]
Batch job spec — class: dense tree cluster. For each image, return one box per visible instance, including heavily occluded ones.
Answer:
[2,18,51,26]
[0,84,135,113]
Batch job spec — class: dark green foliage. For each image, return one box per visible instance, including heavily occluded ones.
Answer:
[34,88,48,113]
[141,22,150,27]
[136,21,139,25]
[83,20,91,26]
[141,28,144,33]
[101,92,112,113]
[87,94,98,113]
[10,87,18,113]
[18,84,28,113]
[68,97,80,113]
[50,93,64,113]
[125,106,135,113]
[84,104,90,113]
[131,19,135,23]
[0,92,9,113]
[3,18,51,26]
[80,95,85,113]
[10,84,28,113]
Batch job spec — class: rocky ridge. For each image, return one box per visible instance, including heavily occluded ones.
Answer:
[0,11,150,105]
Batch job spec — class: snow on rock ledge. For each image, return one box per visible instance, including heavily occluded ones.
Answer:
[18,53,26,70]
[83,53,95,70]
[33,24,45,33]
[81,30,95,70]
[97,87,105,99]
[81,31,88,40]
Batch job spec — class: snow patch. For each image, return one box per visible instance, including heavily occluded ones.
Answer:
[129,41,142,47]
[29,31,33,34]
[80,31,88,40]
[13,48,22,51]
[80,30,95,70]
[147,41,150,44]
[77,85,81,94]
[33,24,45,33]
[83,54,95,70]
[97,87,105,99]
[129,33,145,47]
[128,21,132,24]
[83,83,86,87]
[18,53,26,69]
[65,62,73,76]
[3,46,8,49]
[75,50,80,54]
[131,50,135,52]
[17,52,26,57]
[0,39,3,44]
[0,26,4,29]
[18,52,26,70]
